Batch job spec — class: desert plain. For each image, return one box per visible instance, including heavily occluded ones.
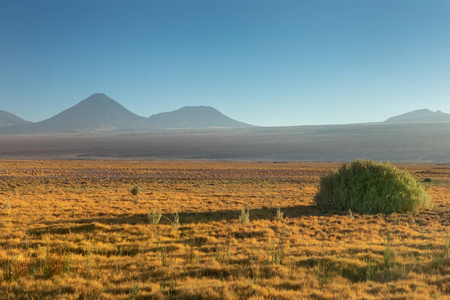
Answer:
[0,160,448,299]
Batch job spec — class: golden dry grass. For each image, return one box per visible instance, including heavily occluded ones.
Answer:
[0,160,448,299]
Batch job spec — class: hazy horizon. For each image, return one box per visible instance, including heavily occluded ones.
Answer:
[1,1,449,126]
[2,92,450,127]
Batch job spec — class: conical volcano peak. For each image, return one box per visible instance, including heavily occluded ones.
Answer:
[79,93,117,105]
[84,93,109,100]
[25,93,147,132]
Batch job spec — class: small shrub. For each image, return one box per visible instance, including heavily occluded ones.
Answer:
[383,233,393,267]
[431,235,449,271]
[64,253,72,273]
[148,209,162,225]
[44,252,65,278]
[314,159,431,214]
[2,255,32,281]
[239,206,250,227]
[276,207,284,221]
[423,177,432,183]
[130,185,141,196]
[171,212,180,232]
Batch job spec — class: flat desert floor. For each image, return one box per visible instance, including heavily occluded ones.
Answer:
[0,160,448,299]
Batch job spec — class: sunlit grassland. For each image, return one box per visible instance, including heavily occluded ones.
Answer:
[0,160,448,299]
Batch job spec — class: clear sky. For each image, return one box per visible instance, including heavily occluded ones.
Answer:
[1,1,449,126]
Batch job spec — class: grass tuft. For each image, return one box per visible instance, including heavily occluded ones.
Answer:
[147,209,162,225]
[239,206,250,227]
[171,211,180,232]
[276,207,284,221]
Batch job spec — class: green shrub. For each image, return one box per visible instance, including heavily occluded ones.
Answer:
[314,159,431,214]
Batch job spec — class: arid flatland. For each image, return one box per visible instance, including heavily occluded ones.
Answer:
[0,160,448,299]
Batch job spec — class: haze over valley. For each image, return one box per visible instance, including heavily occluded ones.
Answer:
[0,93,449,163]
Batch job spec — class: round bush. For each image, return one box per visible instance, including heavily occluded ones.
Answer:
[314,159,431,214]
[130,185,141,196]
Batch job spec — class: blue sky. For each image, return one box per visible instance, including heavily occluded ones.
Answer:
[1,1,449,126]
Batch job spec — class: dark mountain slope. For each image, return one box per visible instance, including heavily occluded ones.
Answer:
[0,110,30,126]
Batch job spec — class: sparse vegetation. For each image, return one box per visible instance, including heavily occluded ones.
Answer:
[314,159,431,213]
[276,207,284,221]
[0,160,448,299]
[239,205,250,227]
[147,209,162,225]
[171,211,180,231]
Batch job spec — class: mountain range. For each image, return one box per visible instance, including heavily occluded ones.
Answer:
[384,109,450,123]
[0,93,449,133]
[0,93,252,133]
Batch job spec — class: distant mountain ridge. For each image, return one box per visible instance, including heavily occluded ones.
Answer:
[385,109,450,123]
[0,94,448,133]
[148,106,252,129]
[0,110,30,126]
[0,93,252,133]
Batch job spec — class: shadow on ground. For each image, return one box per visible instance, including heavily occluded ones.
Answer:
[33,205,345,235]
